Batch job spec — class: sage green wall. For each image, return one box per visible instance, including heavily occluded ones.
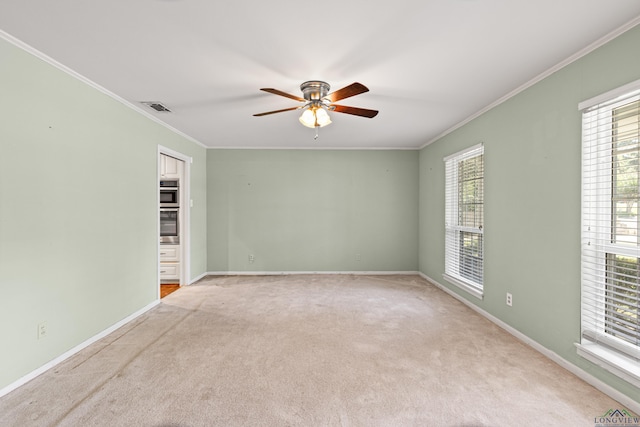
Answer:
[207,149,418,272]
[0,37,207,390]
[419,25,640,404]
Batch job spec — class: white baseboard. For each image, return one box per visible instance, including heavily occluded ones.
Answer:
[10,272,635,413]
[204,270,420,276]
[1,272,414,397]
[189,271,209,284]
[0,300,160,399]
[418,272,640,414]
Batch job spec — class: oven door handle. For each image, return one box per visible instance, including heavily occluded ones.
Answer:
[160,208,179,212]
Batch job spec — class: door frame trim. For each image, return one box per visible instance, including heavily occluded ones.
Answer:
[158,146,192,295]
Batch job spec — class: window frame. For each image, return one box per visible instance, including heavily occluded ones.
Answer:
[443,143,485,299]
[578,79,640,388]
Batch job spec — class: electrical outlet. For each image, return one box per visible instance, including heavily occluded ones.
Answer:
[37,322,47,339]
[355,253,362,262]
[506,293,513,307]
[249,254,255,263]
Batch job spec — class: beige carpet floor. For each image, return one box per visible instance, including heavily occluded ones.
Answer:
[0,274,626,426]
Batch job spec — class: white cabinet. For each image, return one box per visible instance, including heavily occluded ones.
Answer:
[160,263,180,281]
[160,244,180,282]
[160,154,181,179]
[160,245,180,262]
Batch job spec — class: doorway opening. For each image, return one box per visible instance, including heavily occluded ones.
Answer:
[158,146,191,299]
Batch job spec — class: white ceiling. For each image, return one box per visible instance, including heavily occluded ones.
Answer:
[2,1,640,149]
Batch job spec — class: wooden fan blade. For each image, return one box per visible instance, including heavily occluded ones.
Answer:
[260,88,305,102]
[331,104,379,118]
[253,106,302,117]
[326,82,369,102]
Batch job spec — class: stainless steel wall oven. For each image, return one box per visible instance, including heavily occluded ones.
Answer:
[160,208,179,244]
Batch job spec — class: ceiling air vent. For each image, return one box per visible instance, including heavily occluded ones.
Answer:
[141,101,172,113]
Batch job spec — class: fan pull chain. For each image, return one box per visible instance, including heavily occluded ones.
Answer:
[314,127,319,140]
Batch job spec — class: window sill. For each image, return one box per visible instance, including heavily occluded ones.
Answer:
[443,273,483,300]
[575,342,640,388]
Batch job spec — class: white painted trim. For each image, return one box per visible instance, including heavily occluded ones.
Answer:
[0,300,160,399]
[419,15,640,149]
[4,15,640,153]
[189,271,209,284]
[205,270,420,276]
[442,273,484,300]
[443,142,484,162]
[158,146,192,289]
[159,146,194,164]
[156,152,162,300]
[206,146,419,151]
[576,343,640,388]
[0,29,207,149]
[578,77,640,111]
[418,272,640,414]
[0,29,415,152]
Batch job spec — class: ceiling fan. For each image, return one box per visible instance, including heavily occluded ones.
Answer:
[253,81,378,138]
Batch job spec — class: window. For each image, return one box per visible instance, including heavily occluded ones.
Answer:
[579,80,640,387]
[444,144,484,298]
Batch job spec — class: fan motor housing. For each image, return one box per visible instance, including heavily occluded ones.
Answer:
[300,81,330,101]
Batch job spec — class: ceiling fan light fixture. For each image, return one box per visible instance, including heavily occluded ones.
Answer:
[299,105,331,128]
[299,109,315,128]
[315,107,331,126]
[254,81,377,137]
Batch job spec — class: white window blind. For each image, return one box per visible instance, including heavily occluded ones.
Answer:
[581,84,640,376]
[444,144,484,297]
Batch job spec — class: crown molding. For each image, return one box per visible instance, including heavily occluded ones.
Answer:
[0,29,208,149]
[419,15,640,150]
